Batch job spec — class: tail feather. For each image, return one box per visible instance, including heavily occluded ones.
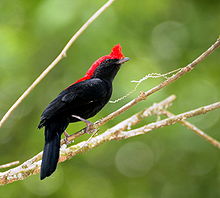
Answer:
[40,133,61,180]
[40,121,67,180]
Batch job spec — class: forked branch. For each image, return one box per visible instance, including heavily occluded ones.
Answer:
[0,96,220,185]
[161,110,220,149]
[0,0,219,186]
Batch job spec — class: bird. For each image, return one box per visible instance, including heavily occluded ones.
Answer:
[38,44,129,180]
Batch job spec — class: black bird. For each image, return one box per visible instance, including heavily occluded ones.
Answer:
[38,44,129,180]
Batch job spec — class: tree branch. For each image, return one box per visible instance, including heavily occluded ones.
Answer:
[0,95,175,185]
[116,102,220,139]
[63,95,176,143]
[0,161,20,169]
[65,37,220,142]
[0,0,116,128]
[97,38,220,126]
[1,97,220,185]
[161,110,220,149]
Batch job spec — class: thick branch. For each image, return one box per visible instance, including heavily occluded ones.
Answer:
[0,161,20,169]
[0,0,116,128]
[0,96,175,185]
[64,95,176,143]
[1,98,219,185]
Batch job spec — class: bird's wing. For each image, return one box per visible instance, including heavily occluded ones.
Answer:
[38,78,109,128]
[61,79,107,104]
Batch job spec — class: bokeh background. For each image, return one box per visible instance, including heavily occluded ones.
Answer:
[0,0,220,197]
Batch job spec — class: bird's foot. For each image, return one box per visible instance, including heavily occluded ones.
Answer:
[63,131,74,145]
[72,115,95,134]
[84,122,96,134]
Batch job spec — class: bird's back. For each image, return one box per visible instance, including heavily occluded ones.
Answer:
[38,78,112,127]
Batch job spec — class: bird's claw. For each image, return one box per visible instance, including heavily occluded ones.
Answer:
[72,115,96,134]
[84,122,96,134]
[64,131,74,145]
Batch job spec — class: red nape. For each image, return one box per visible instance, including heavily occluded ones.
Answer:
[69,44,125,86]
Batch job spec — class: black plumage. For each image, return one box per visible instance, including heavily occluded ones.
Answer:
[38,55,129,180]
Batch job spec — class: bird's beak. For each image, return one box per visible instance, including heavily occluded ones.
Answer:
[116,57,130,64]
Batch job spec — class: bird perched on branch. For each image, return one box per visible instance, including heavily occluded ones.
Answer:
[38,44,129,180]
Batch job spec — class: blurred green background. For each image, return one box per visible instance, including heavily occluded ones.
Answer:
[0,0,220,197]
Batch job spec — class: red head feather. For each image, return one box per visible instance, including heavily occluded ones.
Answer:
[72,44,125,85]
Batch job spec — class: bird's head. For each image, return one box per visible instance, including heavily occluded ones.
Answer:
[89,44,129,81]
[73,44,129,84]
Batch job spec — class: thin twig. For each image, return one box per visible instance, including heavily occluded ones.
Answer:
[109,68,181,103]
[162,110,220,149]
[95,38,220,127]
[117,101,220,139]
[0,0,116,128]
[1,99,219,185]
[0,161,20,169]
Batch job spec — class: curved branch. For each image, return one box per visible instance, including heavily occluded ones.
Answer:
[97,38,220,126]
[0,0,116,128]
[64,37,220,142]
[0,95,175,185]
[1,98,220,185]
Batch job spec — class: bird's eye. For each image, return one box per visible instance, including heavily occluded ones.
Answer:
[105,59,111,62]
[104,59,118,64]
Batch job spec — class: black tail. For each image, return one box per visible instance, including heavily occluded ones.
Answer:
[40,121,67,180]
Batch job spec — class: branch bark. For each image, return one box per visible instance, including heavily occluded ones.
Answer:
[116,101,220,139]
[0,0,219,184]
[0,0,116,128]
[65,37,220,142]
[63,95,176,143]
[0,161,20,169]
[92,38,220,127]
[161,110,220,149]
[0,97,220,185]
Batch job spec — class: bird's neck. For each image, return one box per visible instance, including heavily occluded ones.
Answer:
[91,67,120,82]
